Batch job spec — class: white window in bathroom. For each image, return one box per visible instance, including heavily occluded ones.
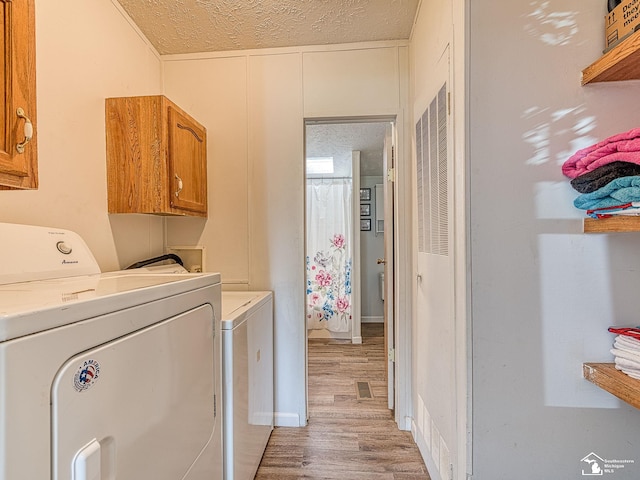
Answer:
[306,157,334,175]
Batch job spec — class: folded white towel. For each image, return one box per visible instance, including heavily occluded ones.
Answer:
[615,366,640,380]
[615,356,640,371]
[607,204,640,216]
[611,347,640,364]
[614,341,640,356]
[615,334,640,351]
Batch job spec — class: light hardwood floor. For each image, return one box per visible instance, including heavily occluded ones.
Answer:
[254,323,431,480]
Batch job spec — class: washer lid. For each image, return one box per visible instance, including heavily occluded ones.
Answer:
[220,291,272,329]
[0,271,221,342]
[221,292,265,318]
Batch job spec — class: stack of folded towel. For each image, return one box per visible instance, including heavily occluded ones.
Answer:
[608,327,640,379]
[562,128,640,218]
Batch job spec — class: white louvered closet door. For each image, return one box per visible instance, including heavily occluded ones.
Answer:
[413,45,458,479]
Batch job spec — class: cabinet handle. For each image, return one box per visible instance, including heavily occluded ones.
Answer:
[16,108,33,154]
[175,174,183,197]
[177,123,203,142]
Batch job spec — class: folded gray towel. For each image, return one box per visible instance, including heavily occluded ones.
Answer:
[571,161,640,193]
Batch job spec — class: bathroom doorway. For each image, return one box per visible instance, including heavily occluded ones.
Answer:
[304,118,396,408]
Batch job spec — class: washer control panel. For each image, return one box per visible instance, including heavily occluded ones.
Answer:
[56,241,73,255]
[0,222,100,285]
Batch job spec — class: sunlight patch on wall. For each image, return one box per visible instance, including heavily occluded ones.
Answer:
[522,105,597,166]
[524,2,578,46]
[534,181,581,219]
[539,234,620,408]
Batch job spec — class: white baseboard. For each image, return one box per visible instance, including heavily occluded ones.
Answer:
[308,329,351,339]
[361,316,384,323]
[274,412,301,427]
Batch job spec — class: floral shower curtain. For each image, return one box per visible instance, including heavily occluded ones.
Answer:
[306,178,353,333]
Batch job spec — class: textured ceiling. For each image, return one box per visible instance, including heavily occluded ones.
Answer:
[116,0,420,55]
[115,2,405,176]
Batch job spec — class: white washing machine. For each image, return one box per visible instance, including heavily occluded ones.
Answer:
[0,222,222,480]
[221,291,274,480]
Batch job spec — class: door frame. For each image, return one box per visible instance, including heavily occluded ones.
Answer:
[303,115,411,429]
[383,123,395,410]
[351,150,362,344]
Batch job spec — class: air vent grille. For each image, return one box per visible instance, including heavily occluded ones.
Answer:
[415,83,448,256]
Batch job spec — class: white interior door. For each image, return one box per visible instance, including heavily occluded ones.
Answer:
[352,150,362,343]
[383,124,395,409]
[413,46,458,476]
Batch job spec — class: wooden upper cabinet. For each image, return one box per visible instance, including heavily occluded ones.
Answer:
[0,0,38,190]
[105,95,208,217]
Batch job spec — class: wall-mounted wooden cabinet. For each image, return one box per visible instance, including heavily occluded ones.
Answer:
[106,95,208,217]
[0,0,38,190]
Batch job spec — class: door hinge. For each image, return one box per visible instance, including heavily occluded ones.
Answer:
[388,347,395,362]
[448,92,451,115]
[214,393,217,418]
[387,167,395,183]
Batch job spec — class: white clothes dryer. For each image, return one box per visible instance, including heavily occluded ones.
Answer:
[0,222,222,480]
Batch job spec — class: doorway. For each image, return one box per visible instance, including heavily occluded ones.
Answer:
[304,118,396,412]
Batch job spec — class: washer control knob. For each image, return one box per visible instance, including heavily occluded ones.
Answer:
[56,241,72,255]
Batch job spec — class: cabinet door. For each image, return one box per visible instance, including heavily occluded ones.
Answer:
[0,0,37,190]
[168,106,207,215]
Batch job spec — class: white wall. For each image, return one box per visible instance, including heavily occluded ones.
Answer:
[1,0,164,271]
[360,175,384,321]
[303,47,400,117]
[248,52,306,425]
[163,42,408,426]
[163,55,250,285]
[468,1,640,479]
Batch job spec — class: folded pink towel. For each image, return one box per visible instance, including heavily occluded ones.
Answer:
[562,128,640,179]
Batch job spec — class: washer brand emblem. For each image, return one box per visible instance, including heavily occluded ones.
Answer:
[73,359,100,392]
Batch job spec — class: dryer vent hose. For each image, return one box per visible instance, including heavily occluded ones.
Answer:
[125,253,184,270]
